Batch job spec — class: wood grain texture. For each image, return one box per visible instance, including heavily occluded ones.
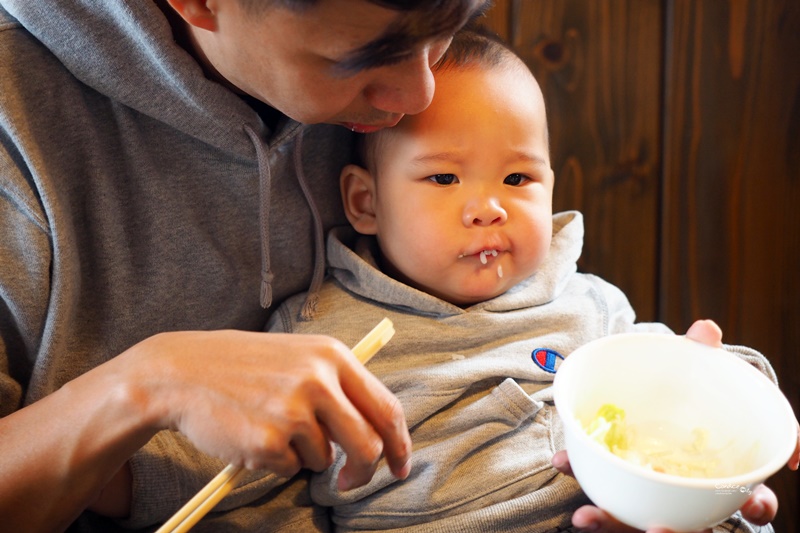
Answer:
[482,0,799,530]
[661,2,800,529]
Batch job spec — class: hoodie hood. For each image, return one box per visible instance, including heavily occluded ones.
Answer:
[1,0,341,312]
[1,0,264,155]
[326,211,585,317]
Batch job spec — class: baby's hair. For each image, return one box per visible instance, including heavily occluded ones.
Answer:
[433,22,524,72]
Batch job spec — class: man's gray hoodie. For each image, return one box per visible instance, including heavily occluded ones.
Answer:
[0,0,349,530]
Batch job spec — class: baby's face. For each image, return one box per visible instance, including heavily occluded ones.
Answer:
[371,63,554,305]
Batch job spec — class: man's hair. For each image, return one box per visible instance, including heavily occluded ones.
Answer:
[239,0,491,73]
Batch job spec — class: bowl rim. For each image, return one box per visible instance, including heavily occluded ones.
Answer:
[553,332,798,488]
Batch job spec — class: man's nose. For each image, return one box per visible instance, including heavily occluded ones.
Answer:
[363,53,436,116]
[463,197,508,227]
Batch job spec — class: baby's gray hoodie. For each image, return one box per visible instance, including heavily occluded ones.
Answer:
[270,212,777,533]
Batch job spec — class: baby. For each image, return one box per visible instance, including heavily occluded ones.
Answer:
[267,25,779,533]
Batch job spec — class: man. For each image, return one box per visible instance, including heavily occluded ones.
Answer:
[0,1,789,532]
[0,0,483,530]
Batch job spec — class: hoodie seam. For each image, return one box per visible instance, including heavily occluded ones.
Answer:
[0,184,49,235]
[265,120,303,150]
[275,304,295,334]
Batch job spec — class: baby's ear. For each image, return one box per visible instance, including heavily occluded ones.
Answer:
[340,164,378,235]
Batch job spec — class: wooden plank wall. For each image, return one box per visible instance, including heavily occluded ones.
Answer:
[482,1,799,531]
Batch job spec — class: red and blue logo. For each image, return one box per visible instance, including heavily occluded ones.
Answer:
[531,348,564,373]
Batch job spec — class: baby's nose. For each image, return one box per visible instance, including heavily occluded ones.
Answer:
[463,198,508,227]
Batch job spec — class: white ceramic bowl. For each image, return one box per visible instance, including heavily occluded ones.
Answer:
[553,333,796,532]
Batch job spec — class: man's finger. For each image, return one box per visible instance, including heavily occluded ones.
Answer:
[740,484,777,526]
[684,319,722,347]
[340,364,412,480]
[551,450,573,476]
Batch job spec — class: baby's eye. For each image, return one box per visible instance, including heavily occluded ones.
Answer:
[504,173,530,186]
[427,174,459,185]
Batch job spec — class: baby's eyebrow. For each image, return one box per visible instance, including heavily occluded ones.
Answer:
[412,151,463,164]
[412,150,549,166]
[507,151,549,167]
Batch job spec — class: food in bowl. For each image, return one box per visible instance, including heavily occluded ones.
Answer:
[584,403,757,479]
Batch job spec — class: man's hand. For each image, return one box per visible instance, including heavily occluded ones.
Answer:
[123,330,412,490]
[24,328,410,529]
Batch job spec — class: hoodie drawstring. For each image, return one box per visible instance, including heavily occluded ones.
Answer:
[244,124,326,318]
[293,129,327,321]
[244,124,275,309]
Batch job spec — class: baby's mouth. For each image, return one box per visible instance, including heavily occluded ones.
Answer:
[458,249,504,278]
[457,249,499,263]
[478,249,498,264]
[480,249,497,264]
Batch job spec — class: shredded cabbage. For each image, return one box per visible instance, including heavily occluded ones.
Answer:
[584,404,722,478]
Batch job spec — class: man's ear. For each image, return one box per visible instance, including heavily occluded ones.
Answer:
[165,0,218,31]
[340,164,378,235]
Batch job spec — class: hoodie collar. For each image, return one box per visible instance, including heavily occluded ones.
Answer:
[326,211,585,317]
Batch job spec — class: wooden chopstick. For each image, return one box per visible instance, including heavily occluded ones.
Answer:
[350,317,395,364]
[154,463,248,533]
[156,318,395,533]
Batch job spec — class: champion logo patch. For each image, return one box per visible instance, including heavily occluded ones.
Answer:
[531,348,564,373]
